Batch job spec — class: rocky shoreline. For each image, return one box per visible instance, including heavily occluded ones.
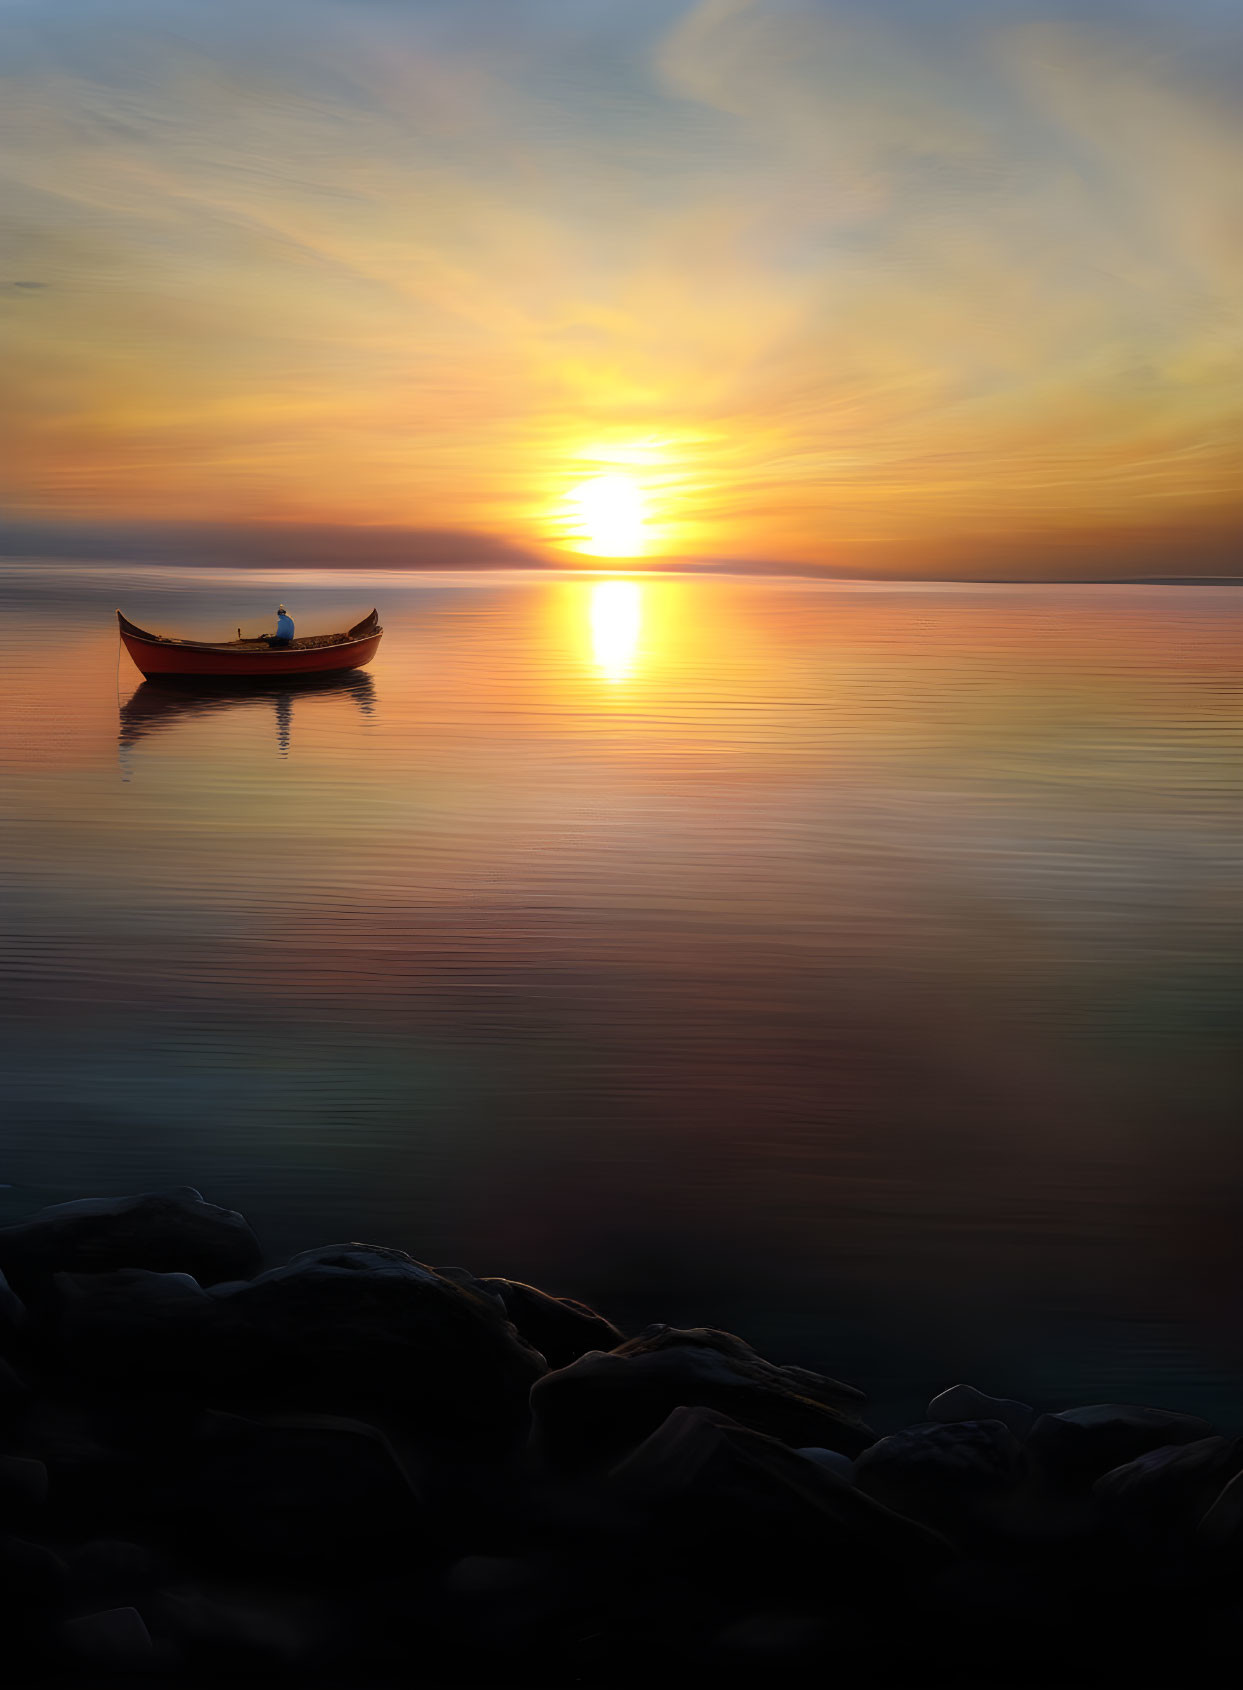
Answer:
[1,1188,1239,1684]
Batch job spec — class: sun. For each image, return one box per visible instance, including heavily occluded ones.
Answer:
[565,473,646,557]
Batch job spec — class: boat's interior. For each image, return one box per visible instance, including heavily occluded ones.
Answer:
[118,610,381,650]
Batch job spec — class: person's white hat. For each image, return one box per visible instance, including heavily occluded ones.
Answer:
[278,604,286,614]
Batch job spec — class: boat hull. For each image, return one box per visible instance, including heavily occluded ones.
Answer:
[120,630,382,680]
[116,609,383,680]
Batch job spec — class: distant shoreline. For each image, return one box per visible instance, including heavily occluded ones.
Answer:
[2,553,1241,588]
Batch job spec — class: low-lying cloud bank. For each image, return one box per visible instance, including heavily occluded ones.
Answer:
[1,516,1238,582]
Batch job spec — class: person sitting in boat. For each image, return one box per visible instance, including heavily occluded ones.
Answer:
[267,605,295,648]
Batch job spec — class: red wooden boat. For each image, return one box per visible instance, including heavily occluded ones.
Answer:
[117,608,382,680]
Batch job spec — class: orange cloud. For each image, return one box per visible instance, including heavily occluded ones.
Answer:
[0,1,1239,574]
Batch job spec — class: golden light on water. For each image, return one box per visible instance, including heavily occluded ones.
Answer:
[565,475,647,558]
[589,580,643,682]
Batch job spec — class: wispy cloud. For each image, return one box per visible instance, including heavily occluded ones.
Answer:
[0,0,1239,571]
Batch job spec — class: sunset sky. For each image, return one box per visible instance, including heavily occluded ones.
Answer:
[1,0,1240,575]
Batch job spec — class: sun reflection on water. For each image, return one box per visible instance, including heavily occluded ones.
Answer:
[589,579,643,683]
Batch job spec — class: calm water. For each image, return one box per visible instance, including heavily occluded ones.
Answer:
[3,563,1242,1424]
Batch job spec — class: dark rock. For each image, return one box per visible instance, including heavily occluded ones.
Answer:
[0,1189,260,1304]
[778,1360,864,1405]
[923,1556,1063,1659]
[1028,1404,1214,1488]
[926,1383,1034,1441]
[61,1604,154,1668]
[214,1246,547,1445]
[68,1538,167,1609]
[1199,1467,1243,1548]
[55,1247,546,1451]
[478,1277,624,1370]
[154,1586,324,1671]
[157,1410,425,1574]
[797,1446,856,1481]
[444,1554,549,1596]
[54,1266,211,1350]
[435,1264,506,1303]
[627,1324,869,1405]
[530,1325,873,1473]
[436,1553,583,1663]
[0,1355,29,1421]
[0,1267,26,1341]
[0,1454,48,1512]
[608,1405,948,1596]
[47,1270,227,1432]
[0,1532,68,1610]
[1094,1436,1243,1541]
[710,1608,831,1664]
[854,1420,1026,1530]
[23,1384,241,1552]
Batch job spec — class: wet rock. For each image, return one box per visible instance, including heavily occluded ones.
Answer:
[1094,1435,1243,1540]
[159,1410,424,1574]
[927,1384,1034,1441]
[478,1277,624,1370]
[56,1247,546,1451]
[608,1405,948,1597]
[853,1420,1026,1532]
[1028,1405,1214,1488]
[61,1605,154,1669]
[0,1190,260,1304]
[531,1325,873,1473]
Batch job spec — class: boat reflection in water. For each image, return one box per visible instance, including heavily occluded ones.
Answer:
[118,668,377,764]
